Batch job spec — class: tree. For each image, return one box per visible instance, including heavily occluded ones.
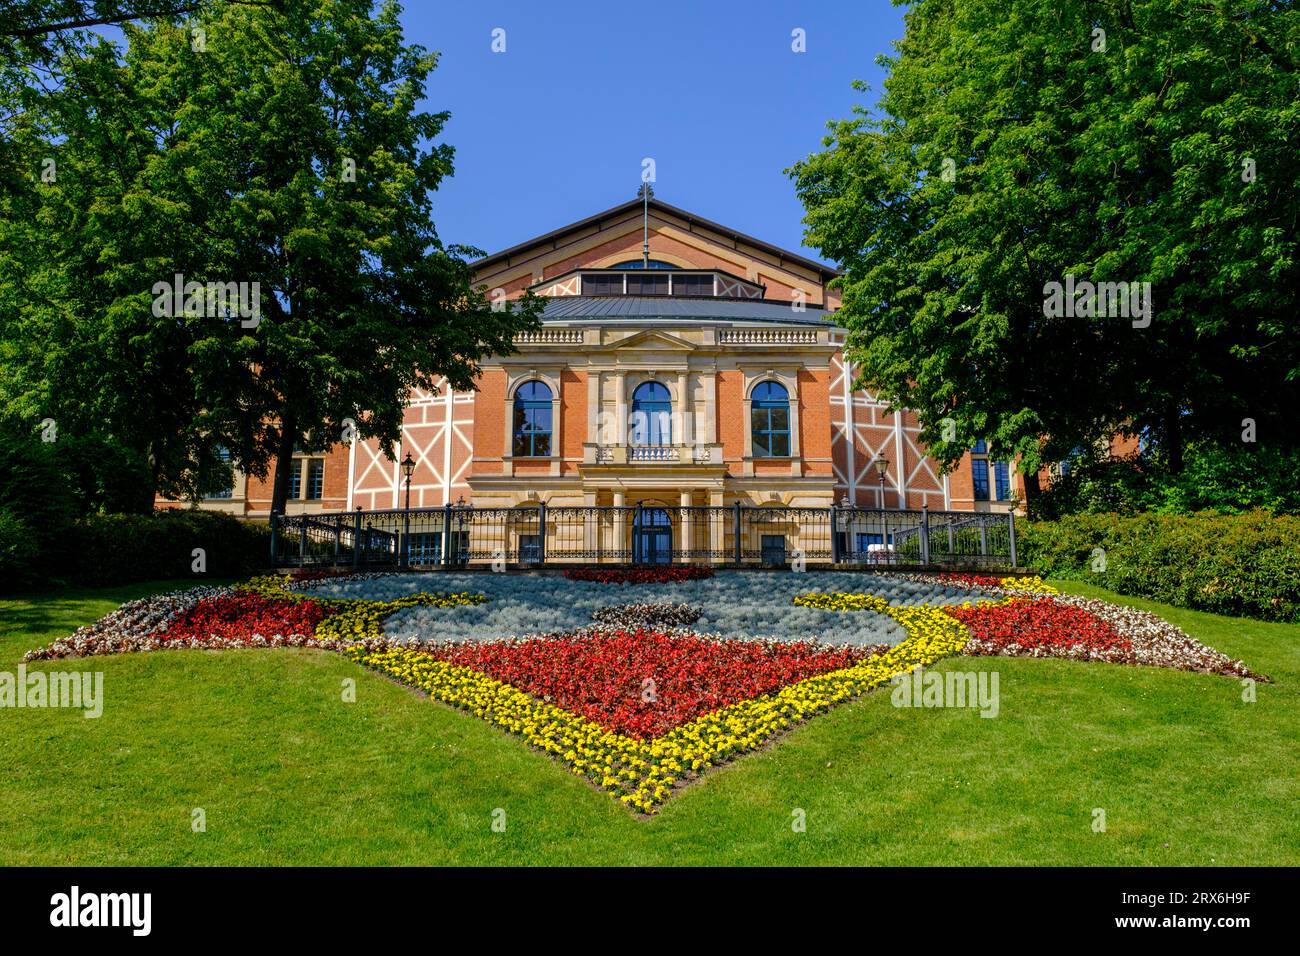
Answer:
[0,0,540,512]
[789,0,1299,500]
[0,2,267,56]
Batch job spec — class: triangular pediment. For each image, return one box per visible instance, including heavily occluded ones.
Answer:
[473,197,839,279]
[611,328,696,351]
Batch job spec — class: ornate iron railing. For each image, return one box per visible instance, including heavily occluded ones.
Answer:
[270,503,1017,571]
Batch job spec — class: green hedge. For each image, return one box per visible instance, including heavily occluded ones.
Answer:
[1019,510,1300,622]
[0,509,270,592]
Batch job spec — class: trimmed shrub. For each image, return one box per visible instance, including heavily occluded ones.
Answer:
[62,511,271,587]
[0,510,270,593]
[0,510,42,589]
[1019,511,1300,622]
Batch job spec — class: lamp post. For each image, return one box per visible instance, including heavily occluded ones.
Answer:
[400,452,415,567]
[873,456,890,505]
[873,457,890,564]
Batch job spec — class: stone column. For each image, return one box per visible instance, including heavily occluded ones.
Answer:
[677,370,690,448]
[614,372,628,447]
[699,370,717,444]
[709,490,724,564]
[587,372,601,443]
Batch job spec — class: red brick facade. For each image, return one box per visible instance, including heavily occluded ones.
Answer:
[162,197,1038,517]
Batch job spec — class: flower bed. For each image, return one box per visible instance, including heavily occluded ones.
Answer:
[346,601,969,812]
[563,566,715,584]
[958,592,1264,678]
[589,603,702,630]
[159,593,332,642]
[423,630,876,739]
[23,585,234,659]
[942,598,1131,656]
[794,580,1264,680]
[792,592,891,612]
[902,572,1059,596]
[24,575,488,661]
[307,570,982,645]
[25,567,1266,814]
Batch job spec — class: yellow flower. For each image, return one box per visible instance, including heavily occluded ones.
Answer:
[345,599,972,813]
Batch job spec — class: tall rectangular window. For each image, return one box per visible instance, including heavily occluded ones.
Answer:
[289,461,303,500]
[993,461,1011,501]
[751,381,791,457]
[512,381,553,457]
[210,445,233,499]
[306,459,324,500]
[971,459,990,501]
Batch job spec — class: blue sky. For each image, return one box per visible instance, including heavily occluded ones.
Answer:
[399,1,906,265]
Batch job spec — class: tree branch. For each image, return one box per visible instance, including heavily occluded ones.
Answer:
[2,1,276,40]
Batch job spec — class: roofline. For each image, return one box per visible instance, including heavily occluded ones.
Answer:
[470,197,842,279]
[540,315,843,329]
[535,295,840,328]
[529,264,766,296]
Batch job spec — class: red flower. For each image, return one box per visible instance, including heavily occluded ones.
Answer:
[937,572,1005,589]
[944,598,1132,654]
[563,566,715,585]
[158,594,330,643]
[426,631,875,739]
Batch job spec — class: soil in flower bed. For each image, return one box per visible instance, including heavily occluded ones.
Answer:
[423,631,884,739]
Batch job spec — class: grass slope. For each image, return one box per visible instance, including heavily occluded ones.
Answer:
[0,577,1295,865]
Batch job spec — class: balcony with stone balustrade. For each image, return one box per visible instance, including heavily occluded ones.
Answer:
[581,442,725,468]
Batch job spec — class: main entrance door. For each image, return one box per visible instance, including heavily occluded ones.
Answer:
[632,508,672,564]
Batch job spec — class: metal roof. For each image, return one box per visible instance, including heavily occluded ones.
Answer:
[540,296,839,326]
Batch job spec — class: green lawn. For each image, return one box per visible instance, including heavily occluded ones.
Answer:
[1,577,1296,865]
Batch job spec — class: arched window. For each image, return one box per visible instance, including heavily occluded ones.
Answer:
[630,381,672,445]
[751,381,790,457]
[512,381,552,457]
[610,259,675,269]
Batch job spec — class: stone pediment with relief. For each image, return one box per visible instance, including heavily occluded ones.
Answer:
[607,328,697,353]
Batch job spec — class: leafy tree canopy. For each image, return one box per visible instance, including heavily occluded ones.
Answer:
[790,0,1299,494]
[0,0,540,511]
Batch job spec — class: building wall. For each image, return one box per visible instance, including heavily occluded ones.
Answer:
[716,370,745,465]
[159,206,1019,518]
[560,369,586,475]
[166,342,992,518]
[797,368,832,477]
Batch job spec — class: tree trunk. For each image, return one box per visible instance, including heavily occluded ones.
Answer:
[1020,469,1042,521]
[1164,408,1184,474]
[270,414,298,515]
[136,440,160,514]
